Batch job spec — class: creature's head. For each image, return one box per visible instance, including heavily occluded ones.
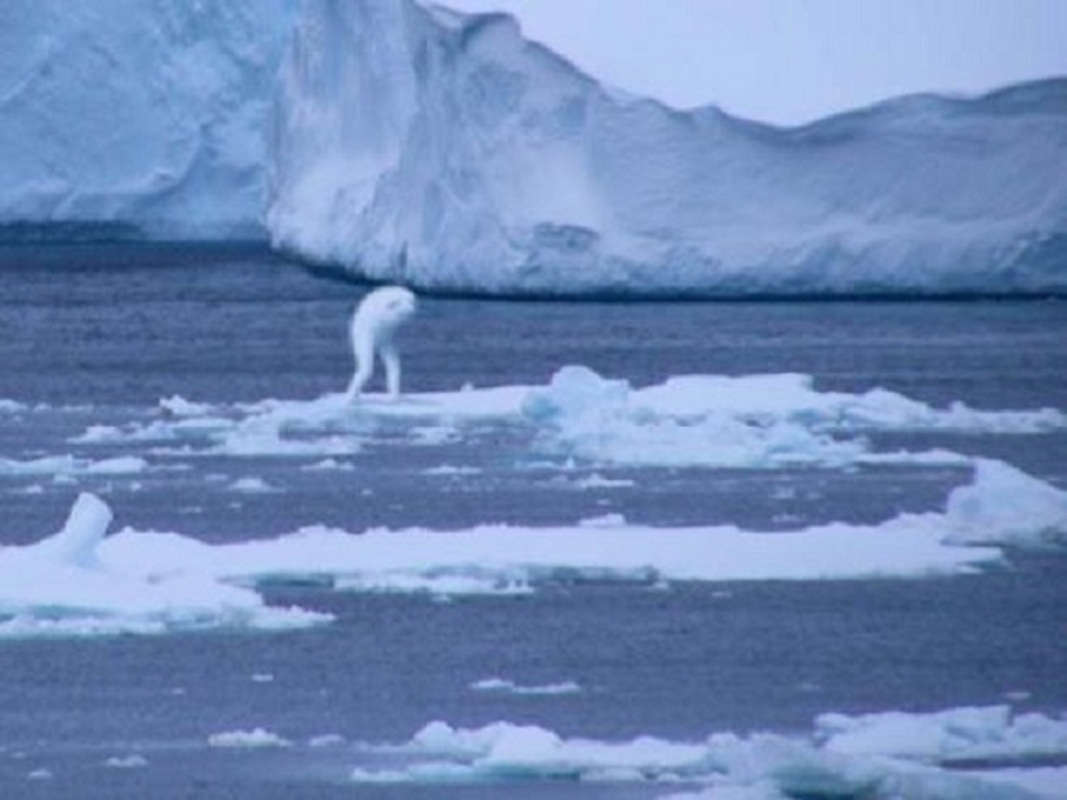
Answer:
[354,286,418,339]
[380,286,417,324]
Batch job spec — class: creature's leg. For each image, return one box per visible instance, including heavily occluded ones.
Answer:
[381,342,402,400]
[345,332,376,402]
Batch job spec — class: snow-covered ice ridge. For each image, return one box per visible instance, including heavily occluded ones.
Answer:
[1,459,1064,638]
[346,708,1067,797]
[0,0,294,239]
[269,0,1067,296]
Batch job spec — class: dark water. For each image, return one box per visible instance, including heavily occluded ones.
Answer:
[0,244,1065,799]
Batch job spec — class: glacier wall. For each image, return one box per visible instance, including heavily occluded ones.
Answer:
[0,0,295,240]
[268,0,1067,296]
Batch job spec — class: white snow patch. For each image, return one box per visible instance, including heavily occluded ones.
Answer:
[816,705,1067,764]
[0,454,148,478]
[104,754,148,769]
[228,477,280,494]
[0,494,330,638]
[309,734,346,748]
[573,473,636,489]
[470,678,581,696]
[423,464,483,476]
[301,458,356,472]
[208,728,291,748]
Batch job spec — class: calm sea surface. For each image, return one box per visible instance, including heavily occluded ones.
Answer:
[0,244,1065,798]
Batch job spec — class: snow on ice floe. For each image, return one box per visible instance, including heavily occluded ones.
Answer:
[348,707,1067,796]
[1,458,1063,637]
[207,728,291,748]
[470,678,582,696]
[69,366,1065,470]
[103,754,148,769]
[0,494,329,638]
[270,0,1067,297]
[0,454,147,479]
[815,705,1067,764]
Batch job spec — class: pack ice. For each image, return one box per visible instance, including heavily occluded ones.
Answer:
[268,0,1067,296]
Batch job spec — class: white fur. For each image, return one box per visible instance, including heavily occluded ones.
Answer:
[345,286,417,402]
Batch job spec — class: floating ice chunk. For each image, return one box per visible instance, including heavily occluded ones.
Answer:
[2,458,1057,639]
[301,458,356,472]
[0,494,330,638]
[945,459,1067,547]
[104,754,148,769]
[816,705,1067,764]
[0,454,148,478]
[207,728,291,748]
[228,477,280,494]
[573,473,635,489]
[972,767,1067,800]
[72,367,1062,469]
[26,768,52,780]
[522,366,1065,469]
[470,678,581,696]
[352,712,1067,795]
[309,734,346,748]
[33,492,112,570]
[423,465,482,476]
[660,786,788,800]
[159,395,217,418]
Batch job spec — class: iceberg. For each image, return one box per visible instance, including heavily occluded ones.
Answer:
[0,0,295,239]
[268,0,1067,297]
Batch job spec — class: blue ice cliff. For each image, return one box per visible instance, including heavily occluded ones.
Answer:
[3,0,1066,295]
[0,0,294,239]
[266,1,1067,296]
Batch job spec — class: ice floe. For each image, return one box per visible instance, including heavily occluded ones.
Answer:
[0,494,329,638]
[1,458,1063,637]
[347,707,1067,796]
[0,454,148,478]
[470,678,582,696]
[104,754,148,769]
[68,367,1066,471]
[522,366,1065,469]
[207,728,291,748]
[816,705,1067,764]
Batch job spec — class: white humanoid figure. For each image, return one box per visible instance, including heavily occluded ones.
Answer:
[345,286,417,402]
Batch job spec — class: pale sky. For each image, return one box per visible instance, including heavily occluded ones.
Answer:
[444,0,1067,126]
